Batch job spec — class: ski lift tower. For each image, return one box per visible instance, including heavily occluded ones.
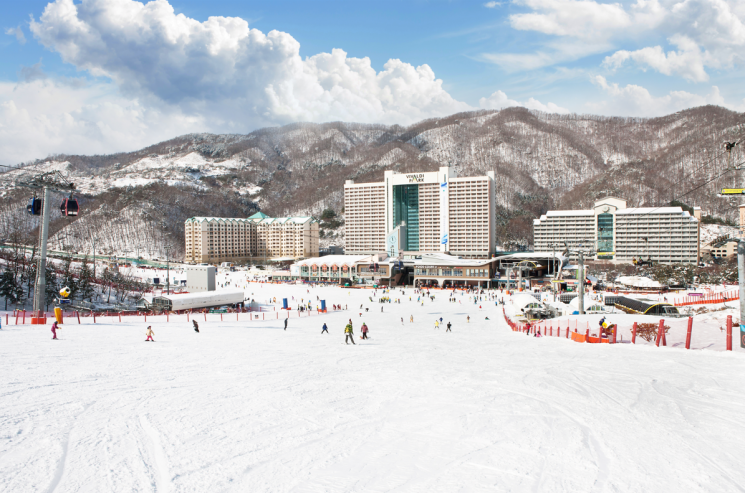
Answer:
[16,171,78,323]
[717,140,745,348]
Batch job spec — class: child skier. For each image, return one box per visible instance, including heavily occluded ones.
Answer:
[145,326,155,342]
[51,320,59,340]
[361,322,369,340]
[322,323,328,334]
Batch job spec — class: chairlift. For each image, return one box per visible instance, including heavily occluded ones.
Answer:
[27,197,41,216]
[60,196,79,216]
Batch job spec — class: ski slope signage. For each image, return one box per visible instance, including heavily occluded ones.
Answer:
[720,188,745,195]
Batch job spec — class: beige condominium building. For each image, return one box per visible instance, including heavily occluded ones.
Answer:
[184,212,319,264]
[344,167,496,258]
[533,197,700,263]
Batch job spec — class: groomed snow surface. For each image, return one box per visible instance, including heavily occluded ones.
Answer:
[2,282,745,492]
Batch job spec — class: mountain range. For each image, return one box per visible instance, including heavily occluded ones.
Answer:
[1,105,743,259]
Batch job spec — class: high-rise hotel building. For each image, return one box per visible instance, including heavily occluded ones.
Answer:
[344,167,496,258]
[532,197,700,264]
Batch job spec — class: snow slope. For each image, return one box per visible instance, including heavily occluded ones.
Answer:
[1,282,744,492]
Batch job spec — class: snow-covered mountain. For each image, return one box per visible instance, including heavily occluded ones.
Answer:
[1,105,743,258]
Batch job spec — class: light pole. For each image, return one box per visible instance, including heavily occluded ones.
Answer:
[165,245,171,295]
[92,236,98,279]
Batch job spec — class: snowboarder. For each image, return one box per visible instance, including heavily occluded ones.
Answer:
[322,323,328,334]
[344,323,356,345]
[145,326,155,342]
[361,322,369,340]
[284,318,288,331]
[51,320,59,340]
[446,322,451,332]
[193,320,199,333]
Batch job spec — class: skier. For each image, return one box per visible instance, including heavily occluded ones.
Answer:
[145,326,155,342]
[467,315,470,323]
[284,318,288,331]
[400,317,404,325]
[322,323,328,334]
[361,322,369,340]
[410,315,413,323]
[344,322,356,345]
[446,322,452,332]
[434,320,440,329]
[534,329,543,338]
[51,320,59,340]
[193,320,199,333]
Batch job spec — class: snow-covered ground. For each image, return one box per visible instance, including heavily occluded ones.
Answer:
[2,282,744,492]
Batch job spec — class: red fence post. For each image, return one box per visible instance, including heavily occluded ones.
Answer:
[685,317,693,349]
[726,315,733,351]
[119,312,122,322]
[612,325,617,344]
[204,312,207,321]
[5,314,7,326]
[93,312,96,323]
[187,313,189,322]
[655,319,665,347]
[632,322,637,344]
[15,311,18,325]
[22,310,25,324]
[76,311,81,324]
[221,313,223,321]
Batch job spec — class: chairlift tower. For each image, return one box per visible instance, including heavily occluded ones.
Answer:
[16,171,77,317]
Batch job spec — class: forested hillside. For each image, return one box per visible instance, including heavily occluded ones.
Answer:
[1,105,743,257]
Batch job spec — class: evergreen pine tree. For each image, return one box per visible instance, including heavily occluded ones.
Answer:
[44,265,59,311]
[78,256,95,301]
[61,256,78,300]
[0,269,19,310]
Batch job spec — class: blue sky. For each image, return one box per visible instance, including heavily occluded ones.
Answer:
[1,0,744,163]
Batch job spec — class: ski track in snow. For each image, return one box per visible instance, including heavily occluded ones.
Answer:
[1,281,745,492]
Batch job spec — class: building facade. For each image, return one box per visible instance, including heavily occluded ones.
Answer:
[533,197,700,264]
[344,167,496,258]
[184,212,319,264]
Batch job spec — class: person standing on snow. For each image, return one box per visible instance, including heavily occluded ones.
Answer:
[434,320,440,329]
[145,326,155,342]
[51,320,59,340]
[193,320,199,333]
[284,318,288,331]
[410,315,413,323]
[344,322,356,345]
[322,323,328,334]
[361,322,369,340]
[446,322,452,332]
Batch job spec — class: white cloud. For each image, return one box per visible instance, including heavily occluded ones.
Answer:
[479,90,569,113]
[4,26,26,45]
[505,0,745,80]
[603,35,710,82]
[588,75,739,116]
[508,0,664,42]
[0,78,204,164]
[27,0,471,129]
[484,1,502,7]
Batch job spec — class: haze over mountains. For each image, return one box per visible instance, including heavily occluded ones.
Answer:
[2,105,744,258]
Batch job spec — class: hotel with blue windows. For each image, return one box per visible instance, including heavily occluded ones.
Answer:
[532,197,700,264]
[344,167,496,258]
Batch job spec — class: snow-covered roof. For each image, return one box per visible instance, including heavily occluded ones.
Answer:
[616,276,664,288]
[615,207,691,216]
[409,253,495,267]
[544,210,594,217]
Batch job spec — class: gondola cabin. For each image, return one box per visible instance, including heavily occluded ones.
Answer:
[60,198,79,216]
[27,198,42,215]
